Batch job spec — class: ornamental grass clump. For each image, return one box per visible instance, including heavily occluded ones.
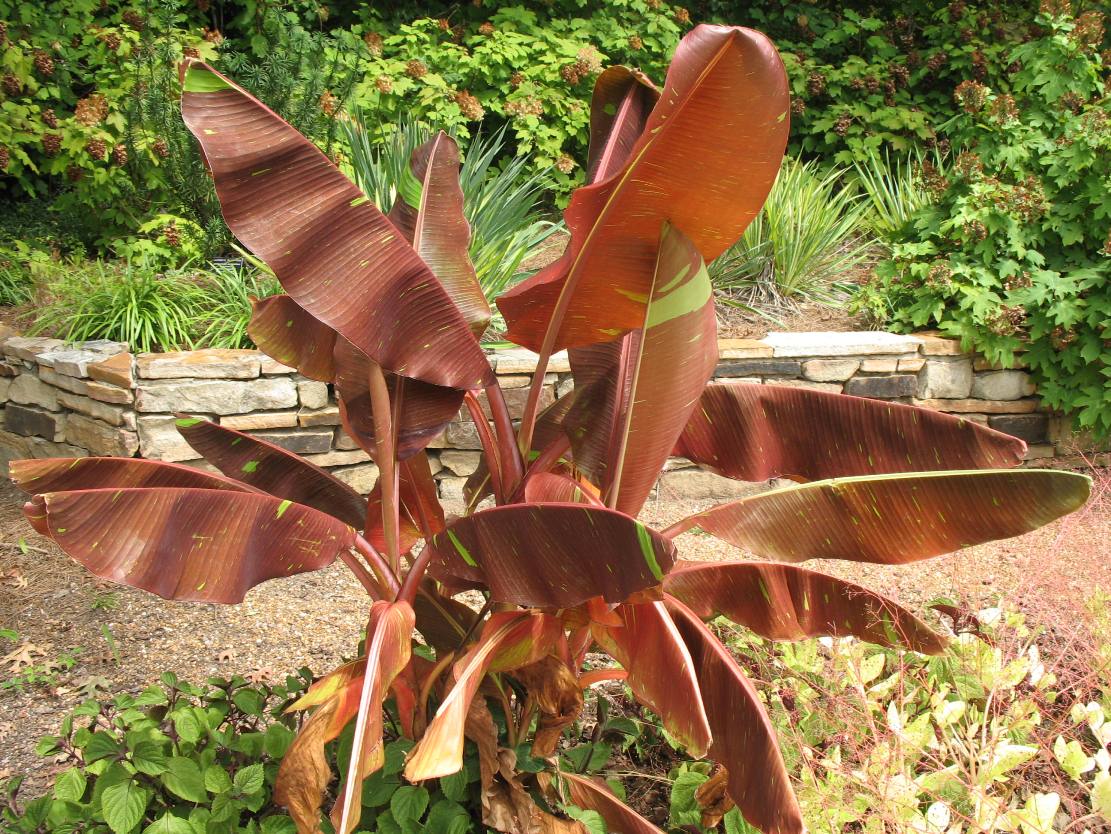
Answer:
[12,24,1090,834]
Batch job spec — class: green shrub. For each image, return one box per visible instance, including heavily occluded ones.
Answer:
[708,158,871,307]
[2,671,311,834]
[867,7,1111,435]
[699,601,1111,833]
[343,114,560,305]
[30,260,209,353]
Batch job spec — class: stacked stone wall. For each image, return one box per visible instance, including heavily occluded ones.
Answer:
[0,330,1094,500]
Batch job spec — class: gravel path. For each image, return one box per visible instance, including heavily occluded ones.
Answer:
[2,471,1107,797]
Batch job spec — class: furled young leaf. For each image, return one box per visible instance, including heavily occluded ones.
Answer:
[497,25,789,351]
[24,488,355,603]
[668,600,802,834]
[386,133,490,336]
[564,223,718,514]
[9,456,255,495]
[405,611,562,780]
[591,601,711,756]
[586,66,660,184]
[667,469,1090,565]
[675,382,1027,481]
[333,601,415,834]
[173,416,367,529]
[426,504,676,607]
[663,561,946,654]
[179,60,492,391]
[333,338,465,462]
[247,294,336,382]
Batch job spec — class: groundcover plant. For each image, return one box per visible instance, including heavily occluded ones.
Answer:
[11,24,1090,834]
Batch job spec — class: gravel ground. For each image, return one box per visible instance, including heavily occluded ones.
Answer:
[2,470,1108,797]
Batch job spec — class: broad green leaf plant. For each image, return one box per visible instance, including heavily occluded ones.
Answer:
[12,24,1090,834]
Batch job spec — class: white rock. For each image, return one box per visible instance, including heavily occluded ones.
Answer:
[135,378,297,414]
[764,331,923,357]
[971,370,1035,401]
[917,357,973,399]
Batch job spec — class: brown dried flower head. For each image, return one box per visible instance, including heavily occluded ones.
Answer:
[75,94,109,126]
[86,138,107,161]
[33,50,55,78]
[363,31,383,56]
[152,138,169,159]
[112,143,128,166]
[121,9,145,30]
[478,22,494,36]
[628,35,643,51]
[954,80,989,114]
[405,60,428,79]
[454,90,484,121]
[674,7,691,25]
[375,75,393,94]
[555,154,576,174]
[42,108,58,128]
[319,90,337,116]
[41,133,62,157]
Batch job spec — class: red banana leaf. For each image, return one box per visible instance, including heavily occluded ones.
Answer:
[174,416,367,529]
[676,382,1027,481]
[426,504,676,607]
[334,600,415,834]
[586,66,660,184]
[497,25,789,351]
[668,599,803,834]
[561,773,665,834]
[9,456,257,495]
[247,294,336,382]
[333,337,465,462]
[405,611,562,780]
[564,223,718,514]
[178,60,491,391]
[591,601,711,756]
[23,488,355,603]
[667,469,1090,565]
[523,472,603,506]
[663,561,946,654]
[385,132,490,336]
[412,580,476,652]
[364,452,445,552]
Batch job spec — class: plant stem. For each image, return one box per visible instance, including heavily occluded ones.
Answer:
[338,550,382,598]
[397,545,437,605]
[354,534,400,597]
[367,361,401,573]
[510,433,571,502]
[463,391,504,503]
[485,382,524,494]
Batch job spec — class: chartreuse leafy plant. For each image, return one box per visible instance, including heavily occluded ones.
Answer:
[11,24,1090,834]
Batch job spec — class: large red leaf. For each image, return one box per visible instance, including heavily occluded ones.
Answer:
[426,504,676,607]
[24,488,355,603]
[667,599,803,834]
[386,133,490,336]
[333,338,464,461]
[663,561,946,654]
[497,25,789,351]
[334,601,415,834]
[667,469,1090,565]
[676,382,1026,481]
[586,66,660,184]
[174,416,367,529]
[561,773,664,834]
[404,611,562,780]
[179,60,491,390]
[591,601,711,756]
[247,294,336,382]
[564,223,718,514]
[272,698,336,834]
[9,456,256,495]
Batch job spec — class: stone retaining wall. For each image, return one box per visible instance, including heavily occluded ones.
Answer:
[0,330,1081,500]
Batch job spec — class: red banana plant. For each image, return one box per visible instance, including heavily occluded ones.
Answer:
[12,24,1091,834]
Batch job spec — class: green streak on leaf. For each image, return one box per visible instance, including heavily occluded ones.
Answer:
[175,417,202,428]
[635,522,663,581]
[241,460,259,473]
[447,529,477,567]
[276,499,292,519]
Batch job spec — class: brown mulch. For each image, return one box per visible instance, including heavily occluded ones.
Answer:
[1,470,1108,798]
